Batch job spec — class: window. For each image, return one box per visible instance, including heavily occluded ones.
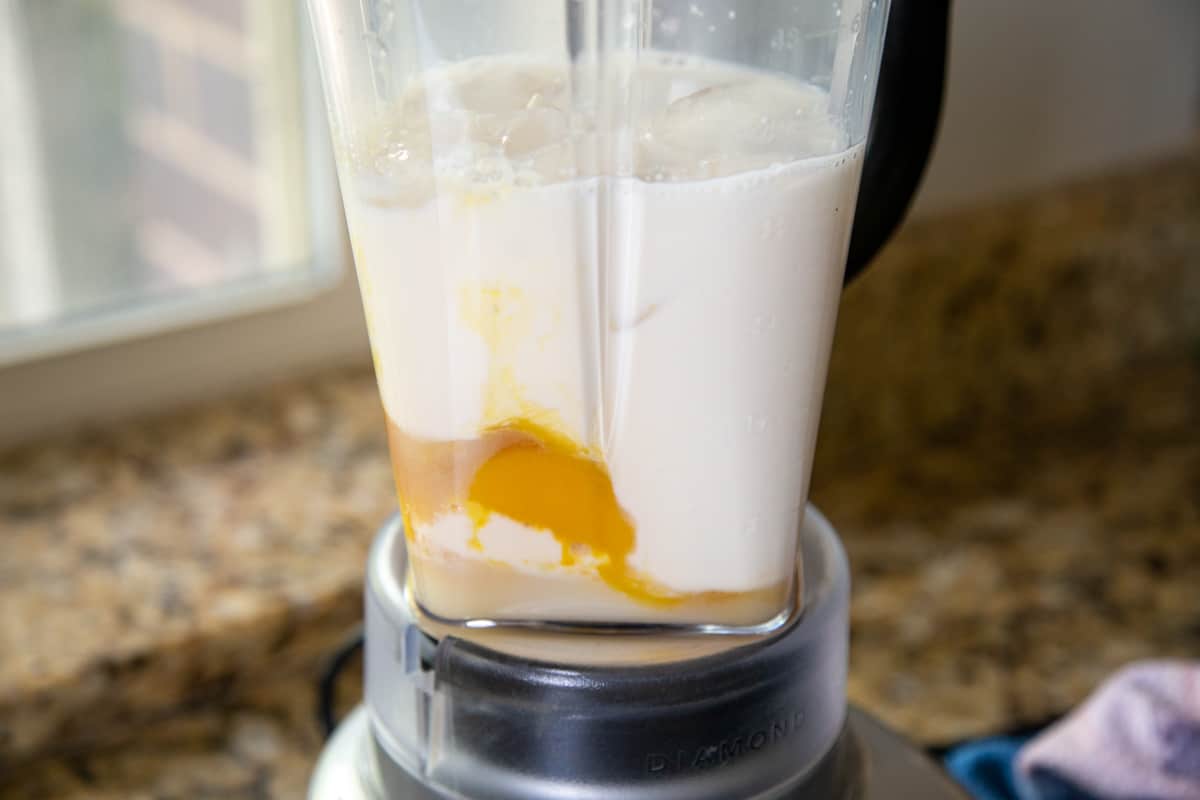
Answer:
[0,0,342,366]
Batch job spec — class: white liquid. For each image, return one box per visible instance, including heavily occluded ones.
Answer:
[341,55,862,622]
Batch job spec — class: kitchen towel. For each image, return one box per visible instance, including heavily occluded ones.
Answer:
[945,660,1200,800]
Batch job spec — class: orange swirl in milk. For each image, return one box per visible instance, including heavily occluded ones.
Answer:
[382,278,681,606]
[466,418,680,606]
[386,418,681,606]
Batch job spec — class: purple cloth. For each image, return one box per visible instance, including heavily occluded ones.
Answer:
[1015,661,1200,800]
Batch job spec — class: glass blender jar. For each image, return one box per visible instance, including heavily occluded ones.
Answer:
[306,1,963,798]
[309,0,888,633]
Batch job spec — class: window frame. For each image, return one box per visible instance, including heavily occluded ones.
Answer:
[0,1,367,446]
[0,0,348,370]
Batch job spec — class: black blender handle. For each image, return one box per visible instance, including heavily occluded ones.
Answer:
[844,0,951,283]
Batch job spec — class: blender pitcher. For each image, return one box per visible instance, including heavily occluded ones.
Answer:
[307,0,921,632]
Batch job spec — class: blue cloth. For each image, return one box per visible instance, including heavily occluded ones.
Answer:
[944,737,1031,800]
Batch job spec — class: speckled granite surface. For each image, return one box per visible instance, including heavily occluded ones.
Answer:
[0,375,386,767]
[1,684,322,799]
[2,146,1198,796]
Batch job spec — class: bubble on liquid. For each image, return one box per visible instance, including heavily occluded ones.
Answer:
[728,10,737,20]
[689,3,705,18]
[752,314,778,335]
[385,141,409,163]
[470,155,511,184]
[769,26,802,53]
[370,123,431,176]
[745,414,769,434]
[760,215,784,240]
[360,138,434,208]
[513,168,542,187]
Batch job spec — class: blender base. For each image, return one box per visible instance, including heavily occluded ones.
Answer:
[309,511,965,799]
[310,706,964,799]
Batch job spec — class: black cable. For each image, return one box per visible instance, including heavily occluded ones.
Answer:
[317,625,364,740]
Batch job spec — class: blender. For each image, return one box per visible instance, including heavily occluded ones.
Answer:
[306,0,961,796]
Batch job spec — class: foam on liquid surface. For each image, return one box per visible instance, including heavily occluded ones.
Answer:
[349,54,846,199]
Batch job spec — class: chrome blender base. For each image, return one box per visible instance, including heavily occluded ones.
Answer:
[309,510,965,799]
[310,705,965,799]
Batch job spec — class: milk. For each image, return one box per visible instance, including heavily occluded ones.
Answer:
[340,54,863,625]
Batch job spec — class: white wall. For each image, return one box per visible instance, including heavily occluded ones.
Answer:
[913,0,1200,216]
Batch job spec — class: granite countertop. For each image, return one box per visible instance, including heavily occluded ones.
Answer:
[2,146,1198,797]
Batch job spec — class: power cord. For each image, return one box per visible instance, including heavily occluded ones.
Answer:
[317,625,364,740]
